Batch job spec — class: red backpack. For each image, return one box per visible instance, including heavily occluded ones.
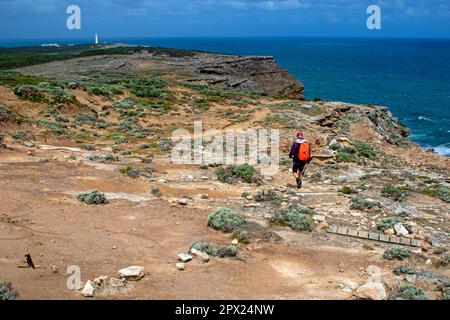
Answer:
[298,142,311,161]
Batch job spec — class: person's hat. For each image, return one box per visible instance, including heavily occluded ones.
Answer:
[296,131,304,139]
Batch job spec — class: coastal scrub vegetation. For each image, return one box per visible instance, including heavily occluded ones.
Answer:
[77,190,107,205]
[207,208,244,233]
[383,247,411,260]
[189,242,238,258]
[392,284,427,300]
[270,205,314,232]
[0,45,203,70]
[332,141,378,163]
[216,164,256,184]
[381,184,411,202]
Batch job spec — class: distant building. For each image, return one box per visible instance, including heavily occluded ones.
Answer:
[95,33,99,45]
[41,43,60,47]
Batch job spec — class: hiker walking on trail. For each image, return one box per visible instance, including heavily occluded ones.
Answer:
[289,132,311,189]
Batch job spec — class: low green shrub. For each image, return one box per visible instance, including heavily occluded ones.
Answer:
[74,113,97,125]
[99,154,118,162]
[216,245,238,258]
[81,144,96,151]
[353,141,378,159]
[188,242,239,258]
[351,197,383,210]
[207,208,244,233]
[254,189,280,202]
[54,115,69,123]
[336,147,357,163]
[11,130,29,140]
[14,82,76,104]
[381,184,410,202]
[437,282,450,300]
[393,284,427,300]
[271,205,313,232]
[125,77,168,99]
[433,247,448,255]
[216,164,255,184]
[189,242,216,255]
[119,166,140,178]
[377,218,400,232]
[0,105,13,122]
[437,255,450,267]
[383,247,411,260]
[77,190,107,205]
[339,186,358,194]
[231,229,250,244]
[151,187,161,197]
[393,265,415,275]
[438,187,450,203]
[0,282,17,300]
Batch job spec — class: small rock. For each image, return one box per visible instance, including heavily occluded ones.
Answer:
[354,282,386,300]
[112,245,117,249]
[93,276,108,286]
[178,198,189,206]
[23,141,35,148]
[118,266,145,281]
[313,214,326,222]
[190,249,210,263]
[425,259,432,265]
[421,241,432,251]
[176,263,185,271]
[142,156,153,164]
[384,228,395,236]
[81,280,95,297]
[231,239,239,245]
[178,253,193,262]
[405,274,416,283]
[158,179,168,183]
[394,223,409,237]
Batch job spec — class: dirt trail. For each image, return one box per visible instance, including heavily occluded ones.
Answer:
[0,148,406,300]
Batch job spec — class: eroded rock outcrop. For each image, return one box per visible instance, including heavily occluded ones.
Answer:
[196,56,304,100]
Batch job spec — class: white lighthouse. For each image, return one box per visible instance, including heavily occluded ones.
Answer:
[94,33,99,45]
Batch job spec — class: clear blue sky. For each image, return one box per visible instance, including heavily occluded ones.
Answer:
[0,0,449,39]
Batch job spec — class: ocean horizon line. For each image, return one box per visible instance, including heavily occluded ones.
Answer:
[1,35,450,43]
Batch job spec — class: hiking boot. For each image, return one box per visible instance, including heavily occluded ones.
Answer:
[296,178,302,189]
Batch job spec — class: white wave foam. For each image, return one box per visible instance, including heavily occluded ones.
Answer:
[418,116,434,122]
[433,144,450,157]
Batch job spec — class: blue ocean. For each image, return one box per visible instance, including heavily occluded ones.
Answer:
[1,37,449,156]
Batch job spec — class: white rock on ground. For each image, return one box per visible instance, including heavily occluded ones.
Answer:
[118,266,145,281]
[394,223,409,237]
[313,214,326,222]
[231,239,239,245]
[81,280,95,297]
[341,279,359,291]
[178,253,193,262]
[190,249,210,263]
[176,263,185,271]
[354,282,386,300]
